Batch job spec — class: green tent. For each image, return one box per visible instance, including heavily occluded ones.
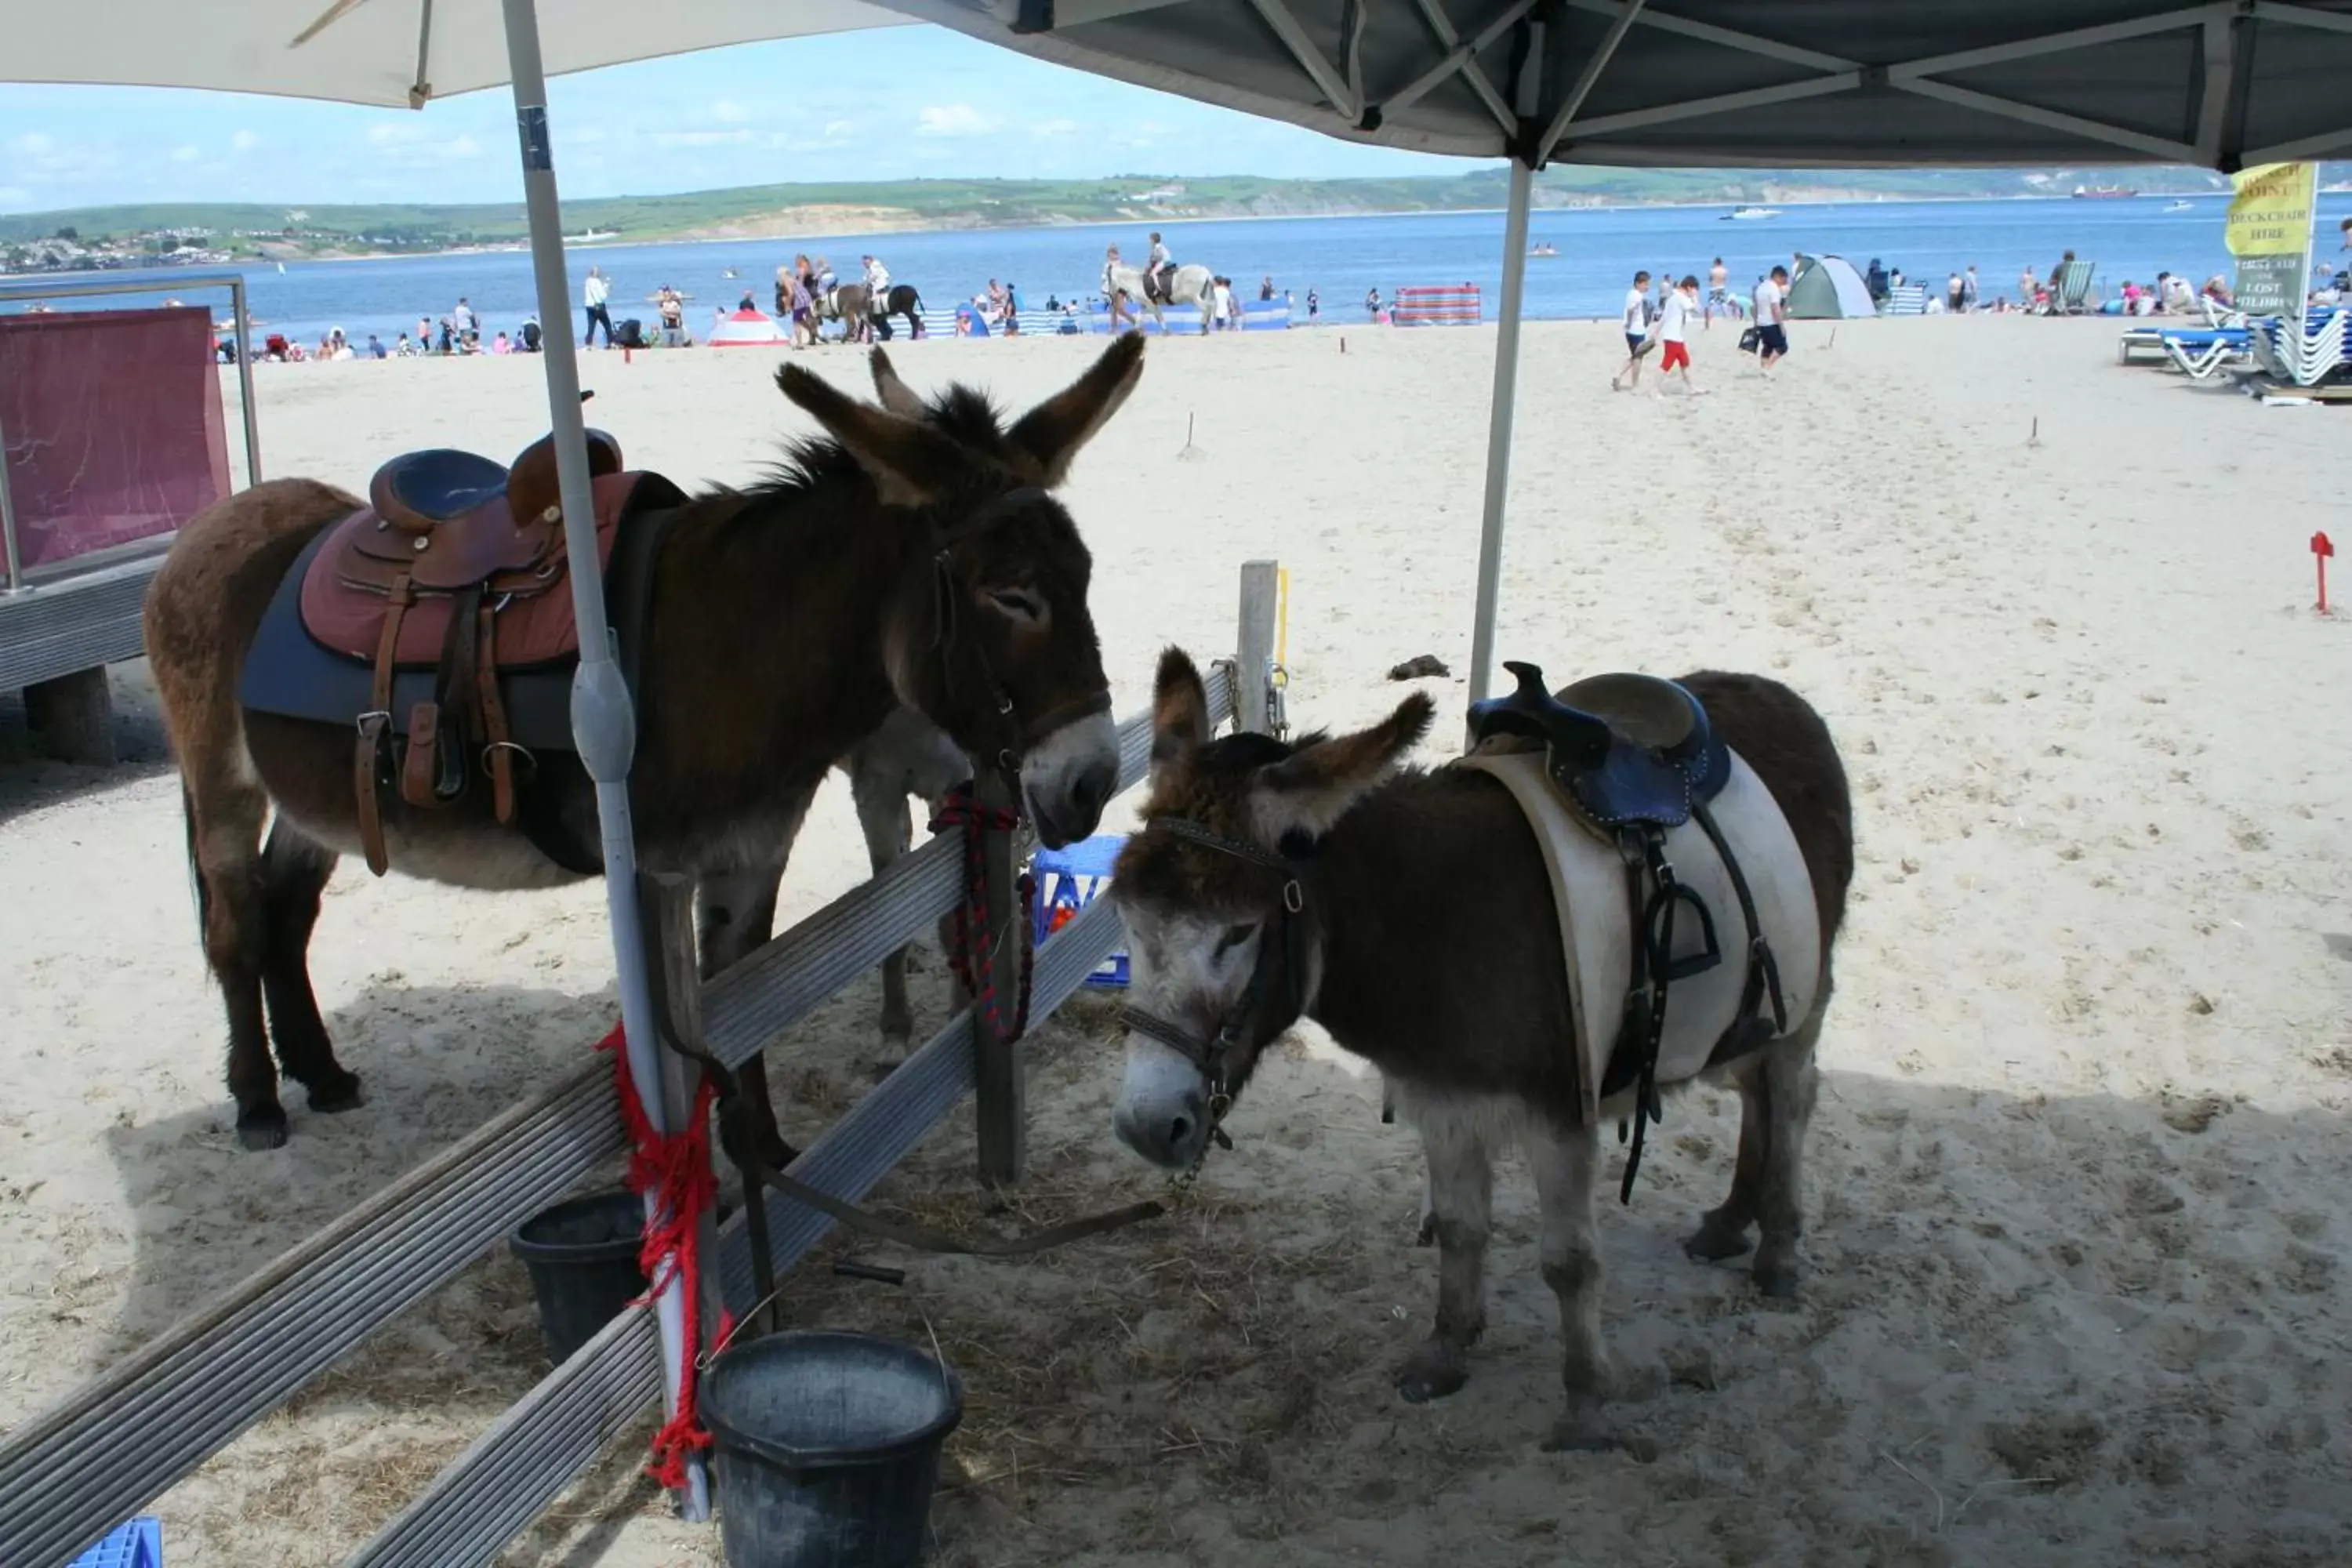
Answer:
[1785,255,1877,318]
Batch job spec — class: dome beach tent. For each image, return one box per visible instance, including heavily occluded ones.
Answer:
[882,0,2352,709]
[1786,254,1876,318]
[707,305,794,346]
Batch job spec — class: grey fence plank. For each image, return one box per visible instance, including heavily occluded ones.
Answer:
[0,1065,623,1568]
[344,1306,661,1568]
[0,551,161,692]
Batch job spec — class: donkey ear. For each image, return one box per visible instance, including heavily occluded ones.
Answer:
[778,363,962,507]
[869,348,925,419]
[1149,645,1213,790]
[1254,693,1434,840]
[1006,332,1145,488]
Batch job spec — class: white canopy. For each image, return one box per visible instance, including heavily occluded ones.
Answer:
[5,0,905,107]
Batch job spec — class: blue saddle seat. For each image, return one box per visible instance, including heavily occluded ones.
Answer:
[373,448,512,528]
[1468,661,1729,830]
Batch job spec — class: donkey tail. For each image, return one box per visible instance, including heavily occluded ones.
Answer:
[180,782,212,953]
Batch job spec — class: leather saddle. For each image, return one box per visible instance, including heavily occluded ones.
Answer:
[1468,660,1730,832]
[260,428,677,877]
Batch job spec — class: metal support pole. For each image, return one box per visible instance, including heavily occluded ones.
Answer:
[230,277,263,485]
[1466,17,1544,717]
[0,397,21,593]
[973,770,1026,1185]
[1236,560,1279,734]
[498,0,696,1521]
[1467,160,1534,716]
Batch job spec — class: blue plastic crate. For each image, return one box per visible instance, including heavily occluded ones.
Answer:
[72,1518,161,1568]
[1031,833,1129,987]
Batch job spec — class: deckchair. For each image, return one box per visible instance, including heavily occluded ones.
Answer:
[2161,336,2246,380]
[2250,307,2349,386]
[2051,260,2098,314]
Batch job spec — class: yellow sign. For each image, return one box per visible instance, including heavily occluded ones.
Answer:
[2225,162,2315,257]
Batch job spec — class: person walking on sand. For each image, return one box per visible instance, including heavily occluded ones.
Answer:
[1652,274,1707,397]
[1103,245,1137,332]
[1706,256,1729,327]
[1610,268,1654,391]
[1753,264,1790,375]
[583,265,613,347]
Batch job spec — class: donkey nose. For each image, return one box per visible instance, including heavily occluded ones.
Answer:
[1115,1087,1207,1170]
[1066,758,1116,837]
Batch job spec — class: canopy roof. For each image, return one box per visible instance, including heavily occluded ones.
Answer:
[5,0,906,108]
[885,0,2352,171]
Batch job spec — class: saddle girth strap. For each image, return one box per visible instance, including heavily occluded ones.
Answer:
[354,572,412,877]
[475,597,517,825]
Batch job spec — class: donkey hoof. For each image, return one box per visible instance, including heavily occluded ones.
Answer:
[1543,1415,1657,1463]
[1684,1216,1755,1263]
[236,1108,290,1152]
[1396,1338,1470,1404]
[1414,1213,1437,1247]
[307,1072,366,1114]
[1754,1261,1803,1300]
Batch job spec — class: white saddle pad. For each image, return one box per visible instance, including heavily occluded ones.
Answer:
[1457,748,1821,1123]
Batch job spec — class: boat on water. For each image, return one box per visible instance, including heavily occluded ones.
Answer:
[1722,206,1780,220]
[2071,185,2137,198]
[2166,199,2194,212]
[1528,242,1558,258]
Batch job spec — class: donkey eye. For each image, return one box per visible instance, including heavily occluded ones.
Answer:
[1214,922,1258,956]
[985,588,1043,622]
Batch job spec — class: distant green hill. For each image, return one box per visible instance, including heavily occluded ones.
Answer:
[0,165,2281,257]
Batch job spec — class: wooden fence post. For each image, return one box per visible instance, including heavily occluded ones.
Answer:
[633,873,720,1520]
[972,771,1027,1185]
[1237,560,1279,735]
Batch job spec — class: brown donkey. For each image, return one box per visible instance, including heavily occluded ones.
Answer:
[146,339,1144,1152]
[1109,649,1853,1455]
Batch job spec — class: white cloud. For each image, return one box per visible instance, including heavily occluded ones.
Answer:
[169,144,201,163]
[0,187,29,205]
[1030,118,1080,138]
[710,100,752,124]
[362,124,485,164]
[7,132,53,157]
[916,104,996,138]
[651,128,755,147]
[230,129,261,152]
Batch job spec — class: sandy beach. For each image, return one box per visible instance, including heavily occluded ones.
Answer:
[2,314,2347,1566]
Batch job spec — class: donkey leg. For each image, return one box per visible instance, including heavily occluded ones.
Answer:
[1751,1011,1825,1300]
[183,776,287,1149]
[1686,1064,1768,1263]
[694,809,809,1171]
[259,820,361,1113]
[1530,1118,1638,1454]
[847,764,918,1068]
[1395,1092,1493,1404]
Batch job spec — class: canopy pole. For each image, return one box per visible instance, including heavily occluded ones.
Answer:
[496,0,707,1523]
[1465,154,1534,717]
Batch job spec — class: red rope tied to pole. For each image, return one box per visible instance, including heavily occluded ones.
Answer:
[597,1024,728,1490]
[930,782,1036,1044]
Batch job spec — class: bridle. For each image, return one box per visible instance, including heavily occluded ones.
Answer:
[1120,816,1314,1178]
[927,485,1111,798]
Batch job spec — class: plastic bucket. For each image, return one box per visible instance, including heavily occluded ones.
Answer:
[703,1330,964,1568]
[507,1189,647,1365]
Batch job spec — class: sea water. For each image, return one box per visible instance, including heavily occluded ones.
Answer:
[11,194,2309,350]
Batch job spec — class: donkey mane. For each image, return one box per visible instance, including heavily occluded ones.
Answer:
[742,380,1020,503]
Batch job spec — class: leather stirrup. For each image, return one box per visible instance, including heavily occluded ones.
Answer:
[354,573,412,877]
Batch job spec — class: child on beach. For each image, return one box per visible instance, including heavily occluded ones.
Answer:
[1610,268,1653,391]
[1652,275,1707,397]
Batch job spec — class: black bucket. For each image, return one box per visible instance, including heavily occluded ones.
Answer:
[507,1189,647,1365]
[702,1330,964,1568]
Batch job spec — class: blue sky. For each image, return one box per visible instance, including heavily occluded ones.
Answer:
[0,27,1456,213]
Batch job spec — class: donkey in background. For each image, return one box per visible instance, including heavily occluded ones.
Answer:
[146,338,1146,1152]
[1108,649,1854,1454]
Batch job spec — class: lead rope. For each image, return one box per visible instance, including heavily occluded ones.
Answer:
[599,1026,729,1490]
[931,781,1037,1046]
